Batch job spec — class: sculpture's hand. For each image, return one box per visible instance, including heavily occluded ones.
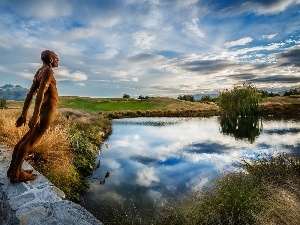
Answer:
[15,115,26,127]
[29,114,40,129]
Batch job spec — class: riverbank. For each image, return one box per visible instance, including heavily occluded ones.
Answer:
[0,108,112,202]
[58,95,300,117]
[0,145,102,225]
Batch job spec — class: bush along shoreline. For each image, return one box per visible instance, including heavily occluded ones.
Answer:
[59,109,112,201]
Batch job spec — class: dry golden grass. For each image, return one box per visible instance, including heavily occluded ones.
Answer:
[0,109,77,197]
[257,186,300,225]
[0,108,111,200]
[0,109,72,169]
[0,109,28,148]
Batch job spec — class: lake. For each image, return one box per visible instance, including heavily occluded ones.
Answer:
[80,116,300,223]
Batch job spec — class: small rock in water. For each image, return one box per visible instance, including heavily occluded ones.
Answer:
[105,170,110,178]
[100,178,105,185]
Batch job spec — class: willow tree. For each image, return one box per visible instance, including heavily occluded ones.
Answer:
[217,83,262,116]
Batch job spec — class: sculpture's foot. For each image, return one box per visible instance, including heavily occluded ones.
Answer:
[7,169,33,178]
[10,171,37,183]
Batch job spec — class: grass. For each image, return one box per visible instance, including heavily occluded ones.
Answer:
[153,154,300,225]
[58,96,219,114]
[0,108,112,201]
[58,96,160,113]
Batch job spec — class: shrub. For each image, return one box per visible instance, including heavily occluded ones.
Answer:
[0,99,7,109]
[218,83,261,116]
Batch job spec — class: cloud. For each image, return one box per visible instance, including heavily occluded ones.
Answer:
[1,0,72,20]
[127,53,163,62]
[175,0,198,8]
[182,18,205,38]
[133,31,156,50]
[0,35,13,49]
[251,75,300,84]
[95,49,120,59]
[136,167,160,187]
[55,67,88,81]
[262,33,278,39]
[111,70,128,78]
[89,14,121,28]
[60,28,100,41]
[75,82,86,86]
[215,0,300,16]
[224,37,253,48]
[275,46,300,67]
[179,59,232,73]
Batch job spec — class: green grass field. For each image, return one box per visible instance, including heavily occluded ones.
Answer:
[58,96,160,113]
[57,96,216,114]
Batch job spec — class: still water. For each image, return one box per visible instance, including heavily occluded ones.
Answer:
[80,116,300,222]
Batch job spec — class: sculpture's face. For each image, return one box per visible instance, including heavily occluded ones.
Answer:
[50,53,59,68]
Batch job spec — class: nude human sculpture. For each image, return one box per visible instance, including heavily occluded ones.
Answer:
[7,50,59,182]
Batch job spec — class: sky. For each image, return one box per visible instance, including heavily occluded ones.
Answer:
[0,0,300,98]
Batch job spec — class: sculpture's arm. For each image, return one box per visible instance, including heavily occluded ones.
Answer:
[28,68,53,129]
[15,80,38,127]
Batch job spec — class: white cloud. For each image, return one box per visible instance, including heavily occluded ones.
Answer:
[183,18,205,38]
[90,14,121,28]
[175,0,198,8]
[14,0,72,20]
[112,70,128,78]
[224,37,253,48]
[18,72,33,80]
[55,67,88,81]
[60,28,100,41]
[96,49,119,59]
[136,167,160,187]
[75,83,86,86]
[262,33,278,39]
[133,31,156,50]
[251,0,300,14]
[0,66,8,73]
[0,35,13,49]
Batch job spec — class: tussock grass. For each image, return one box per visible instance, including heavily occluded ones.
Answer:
[94,154,300,225]
[0,108,111,201]
[155,154,300,225]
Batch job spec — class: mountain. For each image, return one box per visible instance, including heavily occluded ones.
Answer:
[0,84,28,100]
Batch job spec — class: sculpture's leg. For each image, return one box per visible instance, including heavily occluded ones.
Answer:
[7,131,32,178]
[9,125,47,183]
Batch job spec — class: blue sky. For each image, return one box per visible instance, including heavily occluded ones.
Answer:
[0,0,300,98]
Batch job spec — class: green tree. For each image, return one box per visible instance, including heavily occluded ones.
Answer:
[200,95,214,102]
[178,95,195,102]
[0,99,7,109]
[217,83,261,116]
[259,90,269,99]
[283,88,300,96]
[123,94,130,99]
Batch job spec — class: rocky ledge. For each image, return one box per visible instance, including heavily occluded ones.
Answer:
[0,145,102,225]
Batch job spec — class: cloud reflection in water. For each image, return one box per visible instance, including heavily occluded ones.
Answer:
[81,116,300,219]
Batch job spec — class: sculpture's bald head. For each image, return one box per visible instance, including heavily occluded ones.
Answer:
[41,50,58,67]
[41,50,57,63]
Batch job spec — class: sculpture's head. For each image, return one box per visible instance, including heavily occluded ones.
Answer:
[41,50,59,68]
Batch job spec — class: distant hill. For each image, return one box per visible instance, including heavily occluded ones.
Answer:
[194,93,218,100]
[0,84,28,100]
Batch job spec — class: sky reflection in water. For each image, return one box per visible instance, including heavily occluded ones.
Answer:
[81,116,300,220]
